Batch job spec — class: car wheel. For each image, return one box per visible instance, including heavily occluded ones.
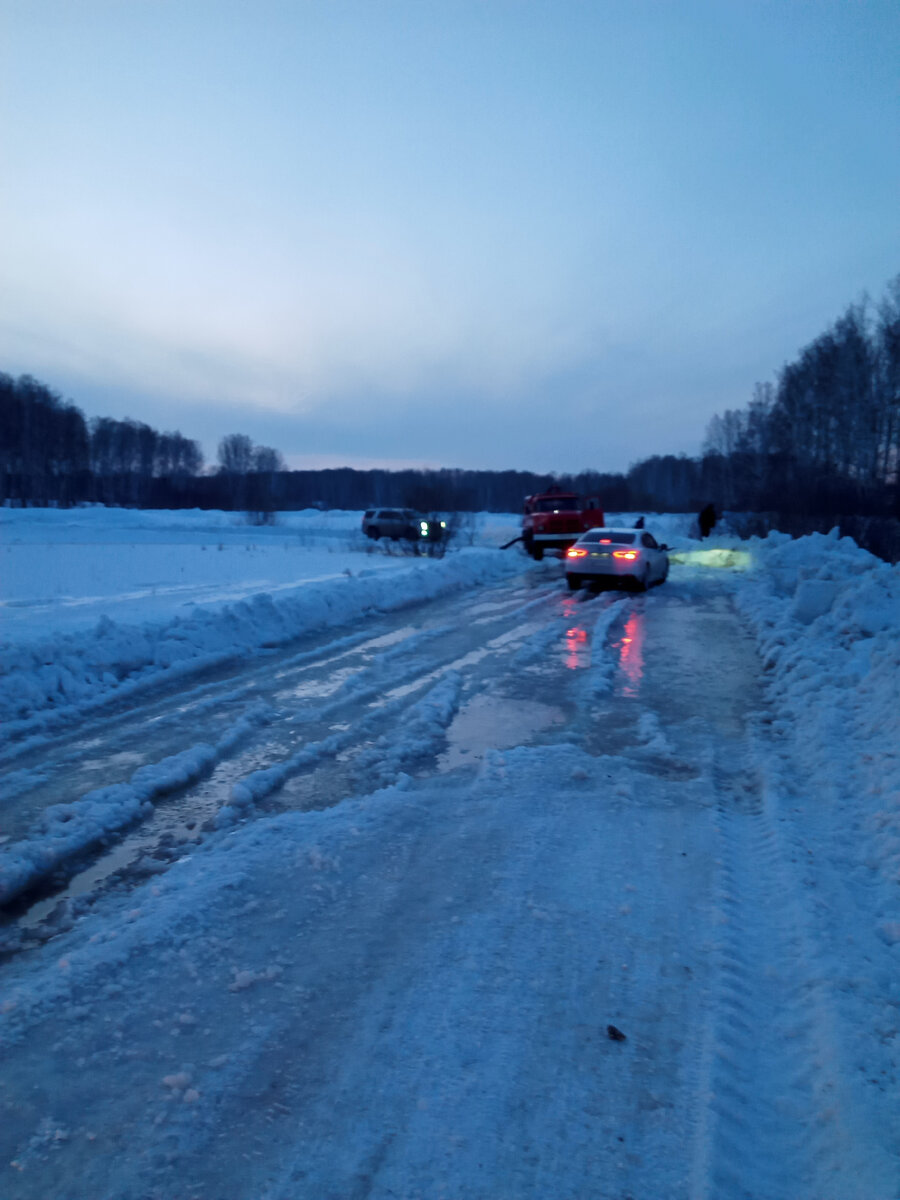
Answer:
[369,526,380,540]
[566,574,581,590]
[632,569,648,592]
[532,544,544,561]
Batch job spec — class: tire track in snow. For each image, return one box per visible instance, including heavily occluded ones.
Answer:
[0,575,555,772]
[2,585,544,842]
[1,579,573,934]
[220,672,464,823]
[0,701,273,906]
[691,750,810,1200]
[691,736,897,1200]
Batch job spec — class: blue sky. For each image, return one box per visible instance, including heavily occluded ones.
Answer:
[1,0,898,473]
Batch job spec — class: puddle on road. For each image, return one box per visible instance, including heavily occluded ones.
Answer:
[436,692,565,772]
[80,749,147,773]
[12,738,290,930]
[562,624,591,670]
[378,622,547,703]
[20,839,152,927]
[358,625,419,651]
[268,627,416,684]
[17,818,201,930]
[612,611,645,698]
[274,664,360,703]
[635,595,762,736]
[467,598,518,618]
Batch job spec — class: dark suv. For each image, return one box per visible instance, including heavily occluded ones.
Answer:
[361,508,424,540]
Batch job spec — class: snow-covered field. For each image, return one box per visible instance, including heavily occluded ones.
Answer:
[1,507,898,1199]
[0,506,523,645]
[0,508,528,737]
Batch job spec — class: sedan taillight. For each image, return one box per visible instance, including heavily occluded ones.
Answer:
[613,550,638,560]
[567,547,587,558]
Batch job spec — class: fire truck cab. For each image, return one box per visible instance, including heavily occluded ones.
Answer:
[522,487,604,560]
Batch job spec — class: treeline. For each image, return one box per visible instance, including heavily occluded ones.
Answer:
[205,466,633,515]
[3,274,898,522]
[0,373,204,507]
[0,369,641,512]
[700,276,900,516]
[0,374,632,512]
[0,367,764,513]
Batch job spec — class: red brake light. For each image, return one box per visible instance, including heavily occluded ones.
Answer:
[567,547,587,558]
[599,539,611,544]
[613,550,638,560]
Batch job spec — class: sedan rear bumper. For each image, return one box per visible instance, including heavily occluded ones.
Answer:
[568,560,636,578]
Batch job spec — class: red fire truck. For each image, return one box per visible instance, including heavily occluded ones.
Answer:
[521,486,604,560]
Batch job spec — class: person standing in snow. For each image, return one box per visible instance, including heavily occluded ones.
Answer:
[634,516,645,529]
[698,504,716,539]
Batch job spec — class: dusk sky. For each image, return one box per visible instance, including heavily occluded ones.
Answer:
[2,1,898,474]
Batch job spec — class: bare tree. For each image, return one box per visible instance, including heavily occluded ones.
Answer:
[251,445,285,473]
[876,276,900,490]
[217,433,255,474]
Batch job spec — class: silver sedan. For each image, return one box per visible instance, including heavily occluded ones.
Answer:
[565,528,669,591]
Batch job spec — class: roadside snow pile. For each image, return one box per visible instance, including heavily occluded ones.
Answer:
[737,528,900,922]
[0,506,525,652]
[740,529,899,740]
[1,549,525,735]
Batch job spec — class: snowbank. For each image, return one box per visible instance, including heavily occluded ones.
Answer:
[735,528,900,936]
[0,547,525,736]
[0,503,530,736]
[1,505,681,737]
[738,528,899,744]
[0,507,520,645]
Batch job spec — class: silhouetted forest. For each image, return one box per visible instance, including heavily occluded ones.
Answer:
[700,276,900,518]
[3,276,897,534]
[0,373,204,508]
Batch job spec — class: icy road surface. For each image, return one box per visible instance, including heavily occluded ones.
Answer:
[1,555,899,1199]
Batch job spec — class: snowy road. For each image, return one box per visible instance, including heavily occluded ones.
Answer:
[1,556,899,1198]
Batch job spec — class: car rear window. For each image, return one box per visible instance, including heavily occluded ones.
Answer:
[579,532,636,545]
[364,510,374,518]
